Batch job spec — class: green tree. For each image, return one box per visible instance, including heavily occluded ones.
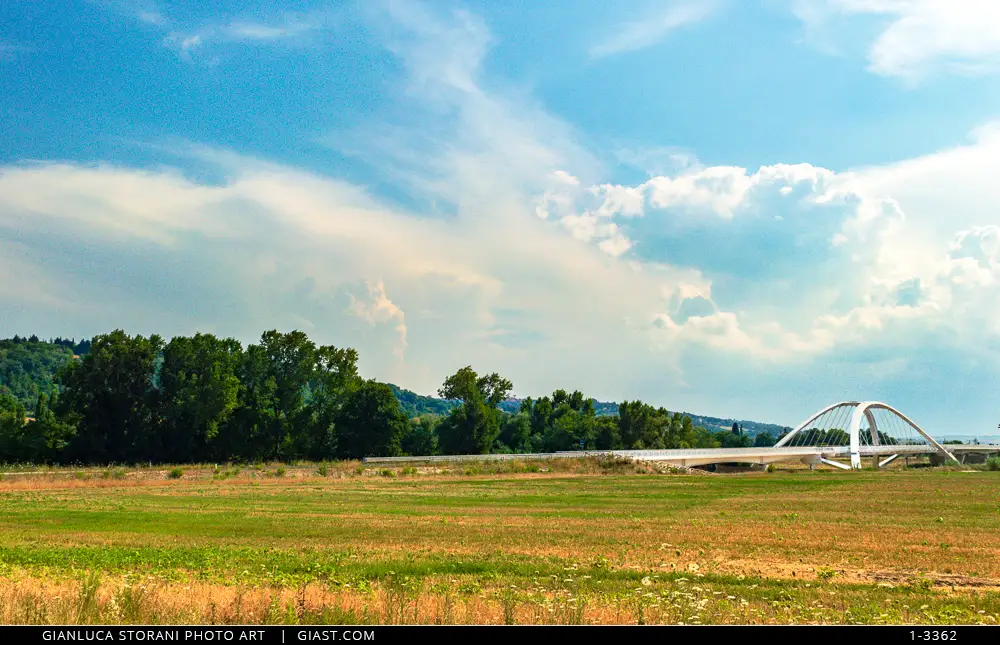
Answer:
[753,431,776,447]
[499,412,531,452]
[542,408,596,451]
[594,415,621,449]
[402,415,440,456]
[299,343,360,460]
[58,330,163,463]
[0,392,31,462]
[30,391,76,462]
[334,379,407,459]
[436,366,512,455]
[618,401,667,449]
[158,333,243,463]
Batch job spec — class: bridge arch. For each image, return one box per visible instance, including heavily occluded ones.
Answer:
[776,401,956,468]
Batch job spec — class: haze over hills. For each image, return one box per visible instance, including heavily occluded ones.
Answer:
[391,383,795,437]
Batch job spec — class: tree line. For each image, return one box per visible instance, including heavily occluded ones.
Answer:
[0,329,777,465]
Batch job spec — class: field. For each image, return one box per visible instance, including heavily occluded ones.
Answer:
[0,458,999,625]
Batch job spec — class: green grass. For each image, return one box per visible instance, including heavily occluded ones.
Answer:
[0,464,998,624]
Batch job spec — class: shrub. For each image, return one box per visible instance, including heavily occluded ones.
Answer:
[766,464,776,473]
[167,468,183,479]
[401,466,417,476]
[316,464,329,477]
[275,467,287,478]
[986,456,1000,472]
[379,468,396,478]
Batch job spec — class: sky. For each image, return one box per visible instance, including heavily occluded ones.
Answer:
[2,0,1000,434]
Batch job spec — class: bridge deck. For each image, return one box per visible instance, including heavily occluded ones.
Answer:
[364,443,999,468]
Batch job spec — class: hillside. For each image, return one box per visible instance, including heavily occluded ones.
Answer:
[0,338,79,408]
[385,386,792,436]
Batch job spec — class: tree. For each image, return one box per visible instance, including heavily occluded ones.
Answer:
[334,379,407,459]
[498,412,531,452]
[402,415,440,456]
[437,390,499,455]
[753,431,776,447]
[31,391,76,461]
[436,366,512,455]
[0,392,29,462]
[732,422,740,435]
[58,330,163,463]
[299,343,360,460]
[158,333,243,463]
[618,401,667,449]
[594,415,621,449]
[542,409,596,451]
[438,366,512,407]
[717,429,750,448]
[232,330,319,460]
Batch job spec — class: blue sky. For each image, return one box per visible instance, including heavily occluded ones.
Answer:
[2,0,1000,434]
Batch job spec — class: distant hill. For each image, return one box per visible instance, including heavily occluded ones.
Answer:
[0,337,78,408]
[386,383,458,417]
[384,386,793,436]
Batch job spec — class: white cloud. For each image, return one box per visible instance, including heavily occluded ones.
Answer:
[93,2,337,61]
[347,280,410,361]
[794,0,1000,80]
[6,1,1000,430]
[590,0,722,58]
[163,15,327,59]
[91,0,167,26]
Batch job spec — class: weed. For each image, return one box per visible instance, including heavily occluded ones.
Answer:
[168,468,184,479]
[317,464,329,477]
[275,467,287,478]
[379,469,396,478]
[114,580,150,623]
[76,570,102,623]
[986,457,1000,472]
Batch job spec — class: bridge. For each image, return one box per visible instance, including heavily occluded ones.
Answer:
[365,401,1000,470]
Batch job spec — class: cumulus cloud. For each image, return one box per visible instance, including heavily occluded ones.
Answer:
[347,280,410,361]
[5,0,1000,430]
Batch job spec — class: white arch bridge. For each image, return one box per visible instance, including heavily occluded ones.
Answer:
[365,401,1000,471]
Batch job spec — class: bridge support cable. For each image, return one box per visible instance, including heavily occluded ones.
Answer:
[778,401,958,470]
[775,402,860,449]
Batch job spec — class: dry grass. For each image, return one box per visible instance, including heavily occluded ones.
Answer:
[1,459,999,624]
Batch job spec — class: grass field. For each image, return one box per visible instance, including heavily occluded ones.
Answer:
[0,458,998,625]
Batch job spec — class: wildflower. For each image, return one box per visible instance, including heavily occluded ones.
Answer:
[641,577,652,587]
